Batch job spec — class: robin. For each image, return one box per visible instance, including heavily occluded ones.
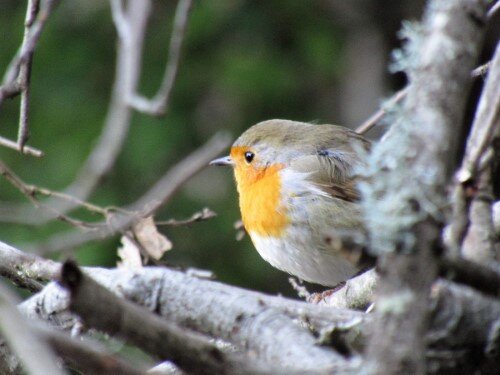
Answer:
[211,119,372,286]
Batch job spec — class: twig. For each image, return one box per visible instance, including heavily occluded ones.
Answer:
[0,283,66,375]
[438,255,500,297]
[355,87,409,135]
[355,60,494,136]
[456,44,500,184]
[155,207,216,227]
[447,44,500,255]
[0,135,43,157]
[461,164,496,263]
[487,0,500,18]
[0,159,104,230]
[0,0,60,156]
[33,132,231,255]
[287,277,311,300]
[128,0,193,116]
[471,61,490,78]
[58,261,266,375]
[0,0,152,225]
[16,0,38,151]
[38,324,148,375]
[0,0,60,106]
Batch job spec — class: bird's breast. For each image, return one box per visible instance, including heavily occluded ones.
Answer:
[234,165,289,237]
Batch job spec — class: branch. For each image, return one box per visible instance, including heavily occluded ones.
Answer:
[447,44,500,257]
[0,240,60,286]
[456,44,500,185]
[355,61,494,136]
[361,1,489,373]
[0,136,43,157]
[59,261,269,375]
[355,87,409,135]
[0,0,60,156]
[32,132,230,255]
[40,325,148,375]
[19,267,361,372]
[0,0,152,225]
[0,283,66,375]
[17,261,500,374]
[128,0,193,116]
[0,159,106,230]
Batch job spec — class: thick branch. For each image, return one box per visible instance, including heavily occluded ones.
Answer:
[0,283,65,375]
[361,1,489,373]
[58,261,261,375]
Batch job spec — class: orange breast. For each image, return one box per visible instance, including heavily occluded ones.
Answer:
[231,151,288,237]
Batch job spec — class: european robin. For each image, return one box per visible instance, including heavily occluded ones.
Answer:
[211,119,372,286]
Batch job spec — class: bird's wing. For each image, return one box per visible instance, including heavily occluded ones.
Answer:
[289,128,370,203]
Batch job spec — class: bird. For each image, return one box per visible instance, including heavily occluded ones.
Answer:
[210,119,372,286]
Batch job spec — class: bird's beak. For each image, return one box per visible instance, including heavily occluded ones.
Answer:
[209,155,234,167]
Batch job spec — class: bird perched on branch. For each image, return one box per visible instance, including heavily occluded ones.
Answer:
[211,119,373,286]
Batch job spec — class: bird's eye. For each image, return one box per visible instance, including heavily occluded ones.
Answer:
[244,151,255,163]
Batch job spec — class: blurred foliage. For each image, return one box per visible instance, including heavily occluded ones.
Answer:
[0,0,391,296]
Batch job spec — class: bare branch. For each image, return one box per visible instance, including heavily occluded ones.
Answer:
[0,0,152,224]
[0,159,105,230]
[37,322,157,375]
[0,0,60,156]
[110,0,130,41]
[355,61,493,136]
[0,283,66,375]
[33,132,231,255]
[59,261,269,374]
[155,207,216,227]
[128,0,193,116]
[456,44,500,184]
[487,0,500,18]
[447,44,500,256]
[0,240,60,289]
[361,1,489,373]
[0,135,43,157]
[314,269,377,310]
[461,165,496,263]
[355,87,409,135]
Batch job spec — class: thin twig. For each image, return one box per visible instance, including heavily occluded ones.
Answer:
[355,60,493,135]
[456,45,500,184]
[16,0,43,151]
[0,135,43,157]
[128,0,193,116]
[487,1,500,18]
[355,87,409,135]
[155,207,216,227]
[33,132,231,255]
[0,0,60,156]
[447,45,500,255]
[0,159,104,230]
[37,325,148,375]
[0,1,152,224]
